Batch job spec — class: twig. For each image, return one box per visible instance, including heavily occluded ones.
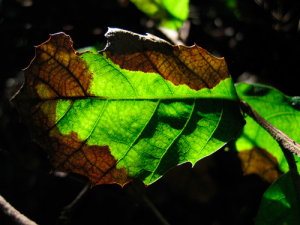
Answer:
[56,180,91,225]
[131,182,170,225]
[240,101,300,157]
[0,194,37,225]
[281,148,300,204]
[240,100,300,201]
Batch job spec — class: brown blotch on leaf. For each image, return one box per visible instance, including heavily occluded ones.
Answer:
[13,32,93,102]
[238,147,283,183]
[44,130,131,187]
[12,98,59,143]
[103,28,229,91]
[11,32,94,140]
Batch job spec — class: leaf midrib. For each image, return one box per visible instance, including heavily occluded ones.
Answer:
[37,95,236,101]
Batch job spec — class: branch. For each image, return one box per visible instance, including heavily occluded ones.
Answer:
[281,148,300,201]
[56,180,91,225]
[240,100,300,201]
[240,101,300,157]
[0,194,37,225]
[131,182,170,225]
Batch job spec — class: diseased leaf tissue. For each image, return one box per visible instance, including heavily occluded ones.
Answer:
[12,28,245,187]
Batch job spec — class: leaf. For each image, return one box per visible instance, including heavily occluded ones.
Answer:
[130,0,189,30]
[218,0,241,18]
[235,83,300,174]
[12,29,244,187]
[255,172,300,224]
[238,146,283,183]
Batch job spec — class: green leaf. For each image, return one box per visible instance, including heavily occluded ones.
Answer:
[218,0,241,18]
[255,172,300,224]
[12,29,244,187]
[130,0,189,30]
[235,83,300,174]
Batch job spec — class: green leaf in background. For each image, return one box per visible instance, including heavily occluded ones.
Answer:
[255,172,300,224]
[12,29,244,187]
[219,0,241,18]
[76,42,106,53]
[235,83,300,174]
[221,0,237,9]
[130,0,189,30]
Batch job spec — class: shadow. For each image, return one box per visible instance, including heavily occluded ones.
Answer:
[136,98,245,183]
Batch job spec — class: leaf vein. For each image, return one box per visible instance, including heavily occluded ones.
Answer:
[38,48,87,96]
[149,99,196,182]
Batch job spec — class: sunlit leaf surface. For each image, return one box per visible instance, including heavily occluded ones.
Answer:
[130,0,189,30]
[12,29,244,186]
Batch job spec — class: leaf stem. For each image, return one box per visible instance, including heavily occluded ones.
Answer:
[0,194,37,225]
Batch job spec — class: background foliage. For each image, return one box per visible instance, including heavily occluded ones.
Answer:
[0,0,300,224]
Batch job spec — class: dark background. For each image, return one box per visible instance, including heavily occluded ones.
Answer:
[0,0,299,224]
